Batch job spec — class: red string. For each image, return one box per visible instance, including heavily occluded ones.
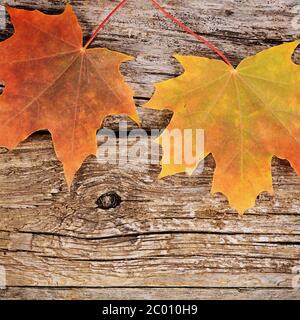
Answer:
[84,0,129,49]
[149,0,232,67]
[84,0,233,67]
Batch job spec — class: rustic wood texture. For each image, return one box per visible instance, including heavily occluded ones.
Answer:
[0,0,300,300]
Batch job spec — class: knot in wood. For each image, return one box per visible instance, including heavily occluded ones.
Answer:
[0,84,5,95]
[96,192,122,210]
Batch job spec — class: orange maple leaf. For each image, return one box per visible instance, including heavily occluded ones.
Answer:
[146,41,300,214]
[0,4,138,187]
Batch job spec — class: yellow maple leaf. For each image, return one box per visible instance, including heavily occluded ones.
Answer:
[146,41,300,214]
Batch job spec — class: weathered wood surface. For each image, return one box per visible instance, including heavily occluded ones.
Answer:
[0,0,300,300]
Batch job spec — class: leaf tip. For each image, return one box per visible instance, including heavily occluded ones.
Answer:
[157,166,171,180]
[125,54,135,62]
[129,112,141,126]
[4,4,14,15]
[65,174,74,192]
[172,54,183,62]
[64,2,74,14]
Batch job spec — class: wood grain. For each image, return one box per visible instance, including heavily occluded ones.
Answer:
[0,0,299,300]
[0,135,299,299]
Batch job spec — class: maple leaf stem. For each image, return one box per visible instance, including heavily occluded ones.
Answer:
[84,0,129,49]
[84,0,233,67]
[149,0,233,67]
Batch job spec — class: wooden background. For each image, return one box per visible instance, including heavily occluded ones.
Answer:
[0,0,300,300]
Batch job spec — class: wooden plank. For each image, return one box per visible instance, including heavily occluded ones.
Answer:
[0,288,299,300]
[0,135,299,298]
[0,0,299,299]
